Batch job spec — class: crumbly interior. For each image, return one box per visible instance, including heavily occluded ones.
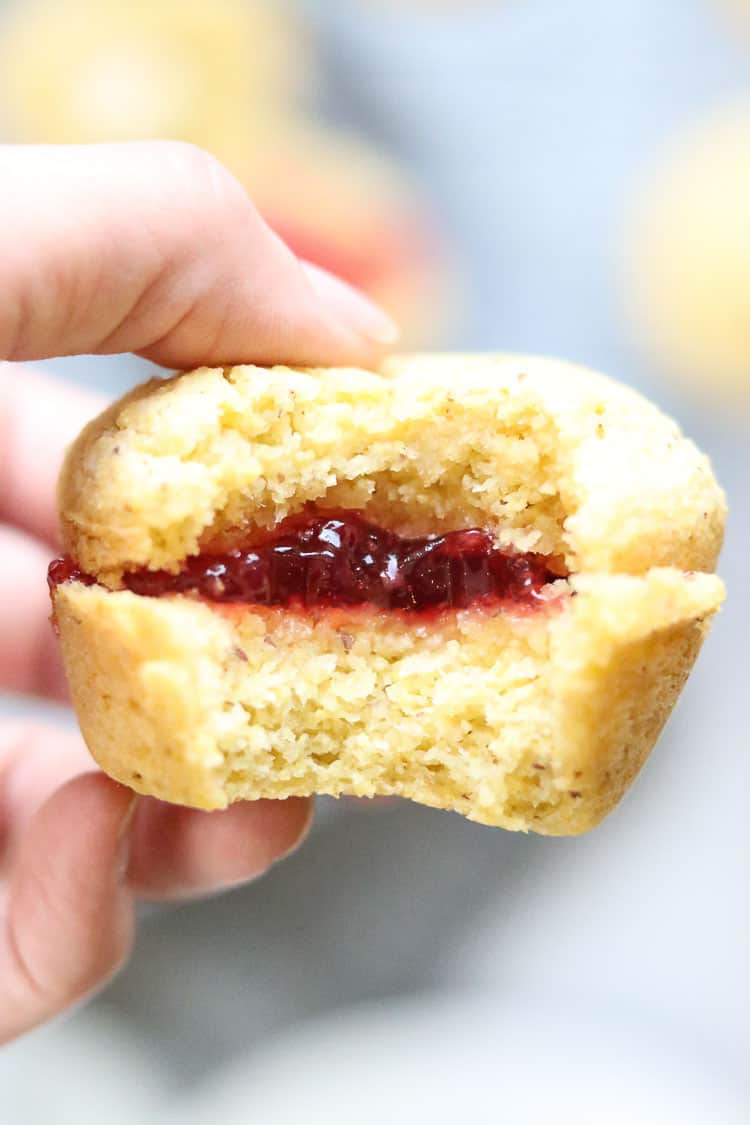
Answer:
[56,568,723,834]
[54,355,727,833]
[60,355,725,584]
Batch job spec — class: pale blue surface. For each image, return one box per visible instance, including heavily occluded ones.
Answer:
[2,1,749,1119]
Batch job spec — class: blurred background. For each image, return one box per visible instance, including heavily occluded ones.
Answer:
[0,0,748,1121]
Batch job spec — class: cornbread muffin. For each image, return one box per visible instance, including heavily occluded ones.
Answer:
[51,355,726,834]
[0,0,308,153]
[625,103,750,405]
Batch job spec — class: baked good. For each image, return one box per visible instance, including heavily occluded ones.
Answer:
[625,102,750,406]
[50,355,726,835]
[0,0,309,153]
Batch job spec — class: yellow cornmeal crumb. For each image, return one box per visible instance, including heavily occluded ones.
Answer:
[60,354,724,583]
[55,568,723,834]
[53,354,727,834]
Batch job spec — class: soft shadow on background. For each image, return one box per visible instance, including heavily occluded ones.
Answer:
[0,1,748,1121]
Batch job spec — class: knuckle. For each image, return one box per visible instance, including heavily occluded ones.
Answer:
[154,140,247,212]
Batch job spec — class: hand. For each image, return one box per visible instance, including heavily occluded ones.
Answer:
[0,140,397,1044]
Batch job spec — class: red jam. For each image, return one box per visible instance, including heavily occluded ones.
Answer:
[48,511,563,613]
[47,556,94,593]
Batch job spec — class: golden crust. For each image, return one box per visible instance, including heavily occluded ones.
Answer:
[54,353,727,834]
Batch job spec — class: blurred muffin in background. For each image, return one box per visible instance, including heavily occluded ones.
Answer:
[624,103,750,408]
[0,0,311,156]
[233,124,458,346]
[720,0,750,33]
[0,0,456,346]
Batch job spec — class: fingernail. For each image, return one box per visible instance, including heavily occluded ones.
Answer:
[115,793,139,882]
[303,262,399,346]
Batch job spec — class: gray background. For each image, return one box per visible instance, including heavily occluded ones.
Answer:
[1,0,748,1120]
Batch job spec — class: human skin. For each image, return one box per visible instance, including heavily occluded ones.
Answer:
[0,140,396,1044]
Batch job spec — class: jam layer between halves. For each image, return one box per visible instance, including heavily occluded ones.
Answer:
[49,510,565,613]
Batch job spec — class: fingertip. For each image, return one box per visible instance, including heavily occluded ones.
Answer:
[302,262,400,353]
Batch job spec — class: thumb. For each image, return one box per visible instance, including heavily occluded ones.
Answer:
[0,773,136,1044]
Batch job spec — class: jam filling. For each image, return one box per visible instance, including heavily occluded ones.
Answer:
[48,511,564,613]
